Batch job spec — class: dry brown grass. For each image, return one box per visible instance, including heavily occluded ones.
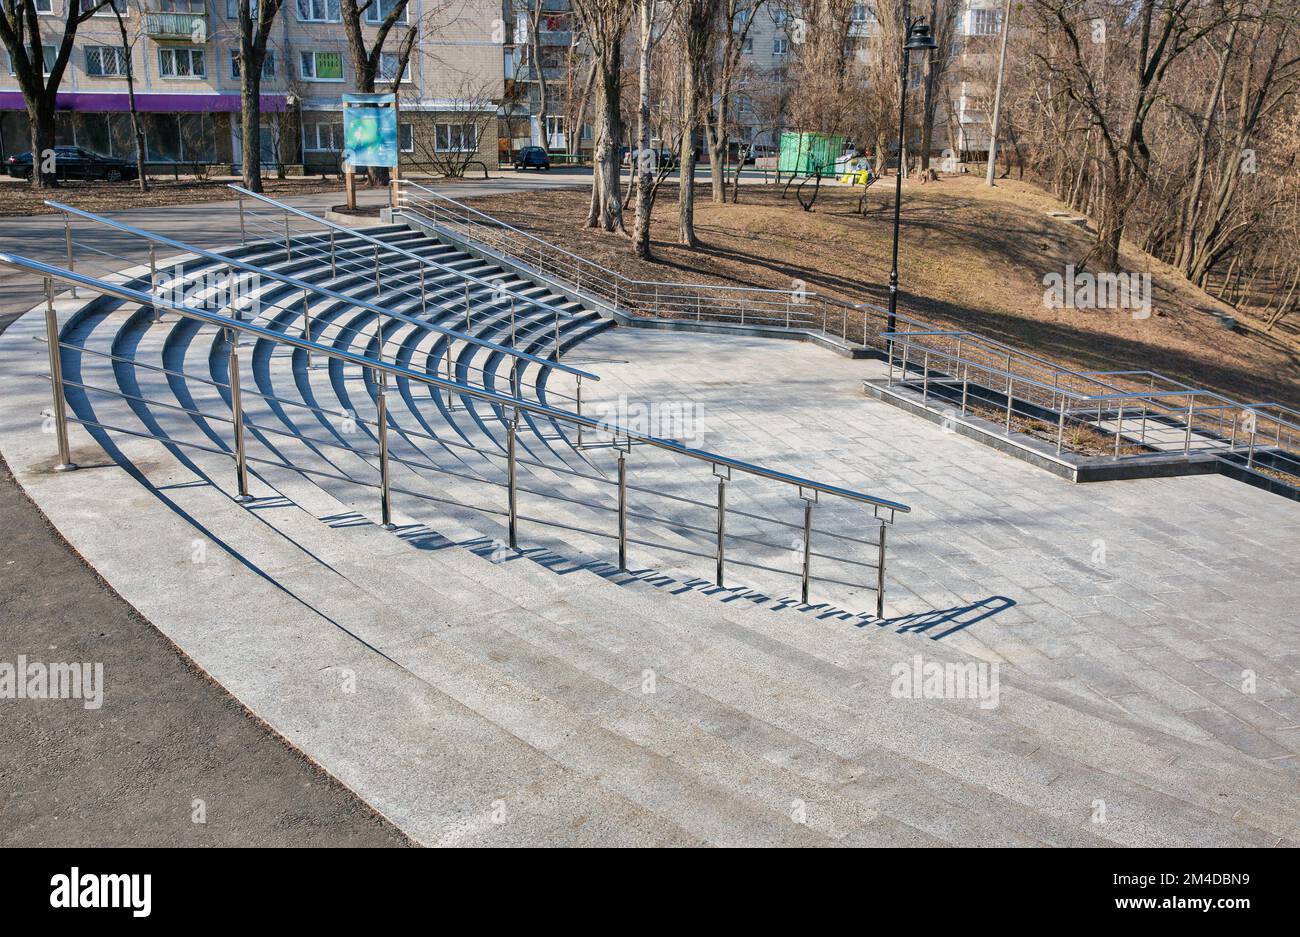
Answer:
[465,174,1300,408]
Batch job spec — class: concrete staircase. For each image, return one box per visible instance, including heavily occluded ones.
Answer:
[2,221,1298,846]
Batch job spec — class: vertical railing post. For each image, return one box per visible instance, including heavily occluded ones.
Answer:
[510,298,517,345]
[575,375,583,447]
[961,364,970,414]
[373,243,381,295]
[617,447,628,571]
[238,193,247,246]
[1114,403,1124,458]
[329,228,336,277]
[876,521,887,620]
[1184,394,1195,455]
[506,412,519,549]
[921,350,930,401]
[464,282,471,331]
[64,216,77,298]
[43,279,76,472]
[1057,403,1066,454]
[377,371,394,530]
[886,339,895,386]
[419,267,427,316]
[714,466,729,587]
[800,494,814,604]
[228,329,252,503]
[1005,377,1014,432]
[301,289,313,369]
[554,311,561,361]
[283,212,292,260]
[148,243,160,322]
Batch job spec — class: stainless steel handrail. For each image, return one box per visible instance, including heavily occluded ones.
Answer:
[12,250,910,612]
[47,199,600,384]
[228,184,587,331]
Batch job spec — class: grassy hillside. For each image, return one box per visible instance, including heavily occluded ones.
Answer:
[468,174,1300,408]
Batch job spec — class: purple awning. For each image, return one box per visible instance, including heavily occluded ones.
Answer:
[0,91,288,113]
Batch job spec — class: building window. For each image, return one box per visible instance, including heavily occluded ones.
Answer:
[296,0,340,22]
[85,46,130,77]
[159,46,206,79]
[305,121,343,151]
[299,50,343,80]
[377,52,409,83]
[434,122,476,153]
[741,36,753,54]
[9,45,56,76]
[773,9,788,25]
[399,122,413,152]
[230,49,275,78]
[226,0,259,16]
[773,37,788,56]
[364,0,407,24]
[31,0,54,12]
[81,0,128,14]
[969,9,1001,35]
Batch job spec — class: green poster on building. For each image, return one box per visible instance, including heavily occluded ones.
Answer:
[342,93,398,169]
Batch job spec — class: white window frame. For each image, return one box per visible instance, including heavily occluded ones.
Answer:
[230,48,274,79]
[296,0,340,23]
[8,44,56,76]
[158,46,206,79]
[364,0,408,24]
[85,45,130,77]
[81,0,129,15]
[377,51,410,83]
[304,121,343,151]
[299,50,343,81]
[434,122,477,154]
[773,37,788,56]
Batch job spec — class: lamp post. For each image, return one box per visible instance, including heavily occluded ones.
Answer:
[887,16,938,344]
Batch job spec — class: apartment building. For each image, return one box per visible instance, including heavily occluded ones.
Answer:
[0,0,500,172]
[501,0,578,156]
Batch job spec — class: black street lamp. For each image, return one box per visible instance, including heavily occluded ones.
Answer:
[887,16,938,344]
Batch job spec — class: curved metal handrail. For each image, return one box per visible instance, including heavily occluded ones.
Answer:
[7,250,911,516]
[227,184,591,328]
[46,199,600,384]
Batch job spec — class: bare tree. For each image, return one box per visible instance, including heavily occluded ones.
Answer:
[0,0,112,188]
[677,0,718,245]
[340,0,418,185]
[110,0,148,191]
[706,0,766,202]
[572,0,633,231]
[236,0,286,193]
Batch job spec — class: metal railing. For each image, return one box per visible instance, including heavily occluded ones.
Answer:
[883,328,1300,475]
[8,250,911,615]
[394,179,875,337]
[48,199,599,410]
[229,185,591,391]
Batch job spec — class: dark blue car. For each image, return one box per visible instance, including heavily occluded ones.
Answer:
[513,146,551,171]
[5,146,137,182]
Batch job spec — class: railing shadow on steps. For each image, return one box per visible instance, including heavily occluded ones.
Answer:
[4,250,912,616]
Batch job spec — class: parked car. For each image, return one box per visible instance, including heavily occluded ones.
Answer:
[5,146,138,182]
[620,147,679,170]
[513,146,551,171]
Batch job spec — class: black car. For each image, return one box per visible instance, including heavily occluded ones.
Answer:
[5,146,137,182]
[513,146,551,171]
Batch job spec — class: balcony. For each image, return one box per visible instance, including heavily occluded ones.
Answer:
[145,11,208,41]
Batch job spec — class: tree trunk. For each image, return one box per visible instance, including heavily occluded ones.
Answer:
[678,60,698,246]
[29,99,56,190]
[113,11,148,192]
[240,71,264,193]
[632,0,653,258]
